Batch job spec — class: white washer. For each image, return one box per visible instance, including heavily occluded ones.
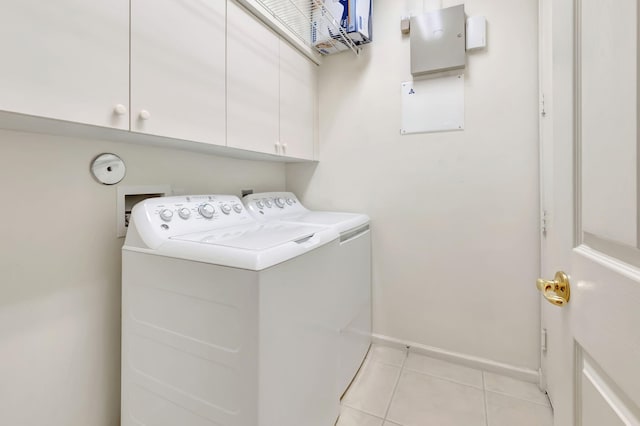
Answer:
[243,192,371,396]
[121,194,342,426]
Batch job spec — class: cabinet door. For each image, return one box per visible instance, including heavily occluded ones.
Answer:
[131,0,225,145]
[226,0,280,155]
[0,0,129,129]
[279,40,316,160]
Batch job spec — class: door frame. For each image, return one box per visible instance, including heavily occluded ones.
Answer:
[538,0,579,422]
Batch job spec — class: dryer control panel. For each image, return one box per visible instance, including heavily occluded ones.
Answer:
[243,192,308,219]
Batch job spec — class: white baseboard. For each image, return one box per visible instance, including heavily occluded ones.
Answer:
[372,333,540,384]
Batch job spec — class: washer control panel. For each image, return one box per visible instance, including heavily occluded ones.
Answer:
[243,192,307,219]
[132,195,251,236]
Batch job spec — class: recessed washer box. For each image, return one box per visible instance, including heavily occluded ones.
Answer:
[410,5,466,77]
[116,184,171,237]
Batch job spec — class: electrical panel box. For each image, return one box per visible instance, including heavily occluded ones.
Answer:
[410,5,466,77]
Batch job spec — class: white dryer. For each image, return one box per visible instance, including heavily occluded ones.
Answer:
[121,194,342,426]
[243,192,371,396]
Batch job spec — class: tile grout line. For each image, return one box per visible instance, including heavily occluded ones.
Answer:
[483,370,552,407]
[339,405,386,423]
[402,365,484,390]
[381,346,409,423]
[340,346,409,423]
[339,401,387,422]
[484,389,552,408]
[482,371,490,426]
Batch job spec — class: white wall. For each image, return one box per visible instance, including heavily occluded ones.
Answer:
[287,0,541,370]
[0,129,285,426]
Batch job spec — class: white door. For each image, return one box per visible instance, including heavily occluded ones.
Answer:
[540,0,640,425]
[279,39,317,160]
[227,0,280,156]
[0,0,129,129]
[131,0,226,145]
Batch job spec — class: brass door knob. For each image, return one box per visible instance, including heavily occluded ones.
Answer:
[536,271,571,306]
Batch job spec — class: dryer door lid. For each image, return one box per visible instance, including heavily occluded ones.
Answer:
[280,212,370,234]
[283,211,366,225]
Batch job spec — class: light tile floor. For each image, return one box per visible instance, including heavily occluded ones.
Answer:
[338,345,553,426]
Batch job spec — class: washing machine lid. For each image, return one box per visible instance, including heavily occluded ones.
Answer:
[124,194,341,270]
[170,221,327,251]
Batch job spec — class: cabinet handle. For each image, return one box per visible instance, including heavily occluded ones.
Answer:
[282,143,287,155]
[114,104,128,115]
[139,110,151,120]
[274,142,281,154]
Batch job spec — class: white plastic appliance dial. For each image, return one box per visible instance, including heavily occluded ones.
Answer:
[178,208,191,220]
[199,203,215,218]
[159,209,174,222]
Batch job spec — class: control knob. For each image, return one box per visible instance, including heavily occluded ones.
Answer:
[274,197,286,208]
[264,199,273,208]
[233,204,243,213]
[159,209,173,222]
[178,207,191,220]
[199,203,215,219]
[286,198,294,205]
[256,200,264,209]
[220,204,232,215]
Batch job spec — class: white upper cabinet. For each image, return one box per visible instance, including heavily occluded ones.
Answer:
[279,40,316,160]
[227,1,317,160]
[227,0,280,156]
[0,1,316,161]
[131,0,226,145]
[0,0,129,129]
